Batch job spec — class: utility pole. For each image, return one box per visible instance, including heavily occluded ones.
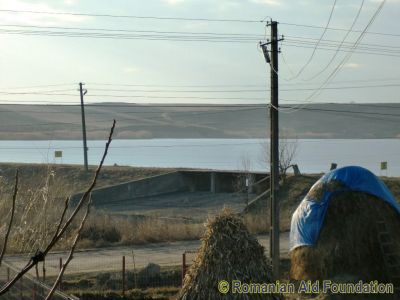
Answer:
[260,20,283,278]
[79,82,89,172]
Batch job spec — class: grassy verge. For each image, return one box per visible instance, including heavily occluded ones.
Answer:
[49,266,181,300]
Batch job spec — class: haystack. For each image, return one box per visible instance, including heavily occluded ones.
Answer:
[178,210,282,300]
[290,191,400,282]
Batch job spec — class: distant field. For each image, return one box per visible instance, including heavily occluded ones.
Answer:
[1,102,400,139]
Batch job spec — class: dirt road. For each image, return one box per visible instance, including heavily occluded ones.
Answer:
[5,232,290,276]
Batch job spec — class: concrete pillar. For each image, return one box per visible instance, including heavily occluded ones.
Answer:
[247,174,255,194]
[210,172,217,193]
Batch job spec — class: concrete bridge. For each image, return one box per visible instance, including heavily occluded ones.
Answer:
[71,169,269,209]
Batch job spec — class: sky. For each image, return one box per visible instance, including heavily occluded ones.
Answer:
[0,0,399,105]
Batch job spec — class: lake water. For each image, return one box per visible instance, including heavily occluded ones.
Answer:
[0,139,398,176]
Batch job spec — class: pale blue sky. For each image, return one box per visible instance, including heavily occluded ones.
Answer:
[0,0,399,104]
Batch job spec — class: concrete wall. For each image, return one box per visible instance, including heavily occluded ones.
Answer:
[71,170,269,207]
[71,171,187,206]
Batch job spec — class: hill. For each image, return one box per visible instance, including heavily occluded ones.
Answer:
[0,102,398,139]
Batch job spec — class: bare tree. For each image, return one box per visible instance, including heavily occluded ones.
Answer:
[45,194,93,300]
[0,120,116,297]
[260,135,299,182]
[235,155,253,208]
[0,170,18,267]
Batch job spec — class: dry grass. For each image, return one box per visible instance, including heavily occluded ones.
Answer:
[290,192,400,282]
[79,212,204,248]
[178,209,282,300]
[0,166,74,253]
[0,164,180,253]
[243,212,269,234]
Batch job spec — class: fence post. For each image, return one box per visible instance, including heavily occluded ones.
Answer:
[59,257,63,290]
[132,251,137,289]
[182,252,186,286]
[20,276,23,300]
[42,259,46,282]
[32,281,36,300]
[122,255,126,297]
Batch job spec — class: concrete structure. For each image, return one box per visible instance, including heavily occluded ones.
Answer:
[71,169,269,207]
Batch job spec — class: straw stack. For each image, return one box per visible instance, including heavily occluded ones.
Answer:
[178,209,282,300]
[291,191,400,282]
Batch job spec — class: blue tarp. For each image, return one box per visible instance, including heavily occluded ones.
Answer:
[289,166,400,251]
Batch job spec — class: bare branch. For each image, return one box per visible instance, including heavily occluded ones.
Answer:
[0,170,19,267]
[46,119,115,251]
[45,194,93,300]
[0,120,116,296]
[49,196,70,246]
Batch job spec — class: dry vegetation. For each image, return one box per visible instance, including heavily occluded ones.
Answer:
[178,209,282,300]
[291,192,400,282]
[0,163,272,252]
[1,164,400,254]
[0,163,175,253]
[79,213,204,248]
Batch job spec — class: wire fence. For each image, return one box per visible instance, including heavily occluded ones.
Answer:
[2,249,194,298]
[0,247,201,298]
[0,260,77,300]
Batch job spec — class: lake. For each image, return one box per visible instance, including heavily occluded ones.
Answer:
[0,139,398,176]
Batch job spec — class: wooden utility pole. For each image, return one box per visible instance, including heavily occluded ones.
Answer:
[79,82,89,172]
[260,20,283,278]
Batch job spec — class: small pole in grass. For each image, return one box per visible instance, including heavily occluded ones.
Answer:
[131,251,137,289]
[59,258,63,290]
[32,280,37,300]
[182,252,187,286]
[19,276,22,300]
[122,255,126,297]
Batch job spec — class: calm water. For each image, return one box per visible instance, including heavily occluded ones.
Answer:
[0,139,399,176]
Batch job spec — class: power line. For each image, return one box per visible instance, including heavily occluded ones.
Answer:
[281,104,400,117]
[0,29,256,44]
[1,102,400,110]
[284,38,400,55]
[1,82,400,97]
[280,22,400,38]
[0,89,75,95]
[1,23,399,53]
[0,23,263,38]
[1,76,400,93]
[0,9,263,23]
[279,0,387,113]
[0,26,399,59]
[305,0,365,80]
[285,35,400,51]
[286,0,338,80]
[0,142,264,149]
[3,28,398,58]
[283,42,400,58]
[1,9,399,39]
[0,83,75,90]
[73,77,400,87]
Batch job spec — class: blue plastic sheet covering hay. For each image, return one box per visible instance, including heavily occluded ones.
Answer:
[290,166,400,251]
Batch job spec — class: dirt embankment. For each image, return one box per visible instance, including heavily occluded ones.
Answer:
[0,163,172,194]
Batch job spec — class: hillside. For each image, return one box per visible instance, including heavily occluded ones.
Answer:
[0,103,398,139]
